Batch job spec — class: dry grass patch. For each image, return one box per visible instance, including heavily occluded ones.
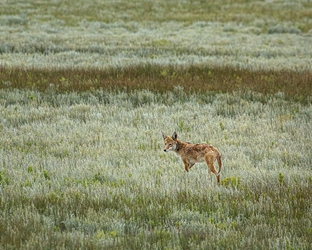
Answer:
[1,65,311,103]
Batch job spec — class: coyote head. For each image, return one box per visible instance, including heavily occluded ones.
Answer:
[162,132,178,152]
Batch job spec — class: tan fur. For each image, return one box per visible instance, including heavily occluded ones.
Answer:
[162,132,222,183]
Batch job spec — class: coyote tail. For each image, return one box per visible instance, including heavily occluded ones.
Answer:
[217,153,222,174]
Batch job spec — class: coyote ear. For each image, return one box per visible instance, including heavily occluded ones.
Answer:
[162,132,167,139]
[172,132,178,140]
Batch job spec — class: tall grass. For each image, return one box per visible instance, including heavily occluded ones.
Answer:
[0,89,311,249]
[1,65,311,103]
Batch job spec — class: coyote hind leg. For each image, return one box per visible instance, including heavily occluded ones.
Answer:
[205,153,220,183]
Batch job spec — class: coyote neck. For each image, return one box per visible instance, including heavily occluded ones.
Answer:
[174,140,186,154]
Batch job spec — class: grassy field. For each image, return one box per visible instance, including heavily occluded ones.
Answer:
[1,0,312,70]
[1,0,312,249]
[0,89,311,249]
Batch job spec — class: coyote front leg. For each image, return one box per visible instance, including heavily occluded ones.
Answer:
[182,158,190,172]
[182,159,195,172]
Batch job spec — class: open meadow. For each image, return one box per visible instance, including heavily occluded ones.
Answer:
[1,0,312,249]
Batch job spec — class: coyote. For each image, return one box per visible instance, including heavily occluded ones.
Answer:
[162,132,222,183]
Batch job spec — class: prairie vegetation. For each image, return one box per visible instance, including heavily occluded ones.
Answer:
[0,65,311,103]
[0,0,312,249]
[0,89,311,249]
[1,0,312,70]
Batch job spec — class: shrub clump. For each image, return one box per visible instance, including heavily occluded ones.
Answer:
[268,25,301,34]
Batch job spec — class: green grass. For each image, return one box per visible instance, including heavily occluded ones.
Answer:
[0,0,312,249]
[0,89,311,249]
[1,0,311,31]
[1,1,312,70]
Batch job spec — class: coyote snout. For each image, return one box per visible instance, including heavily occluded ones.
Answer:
[162,132,222,183]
